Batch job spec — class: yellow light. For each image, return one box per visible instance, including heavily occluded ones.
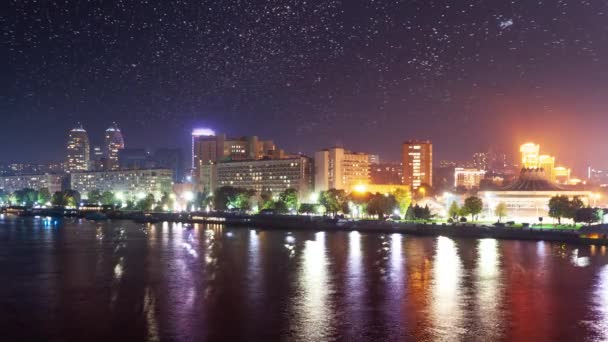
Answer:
[353,184,367,193]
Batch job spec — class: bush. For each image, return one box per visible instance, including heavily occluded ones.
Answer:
[459,217,467,223]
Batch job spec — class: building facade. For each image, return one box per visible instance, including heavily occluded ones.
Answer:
[402,140,432,190]
[191,129,277,186]
[104,122,125,171]
[66,124,90,172]
[454,168,486,189]
[314,148,370,192]
[370,162,403,185]
[214,156,313,199]
[70,169,173,200]
[0,174,63,194]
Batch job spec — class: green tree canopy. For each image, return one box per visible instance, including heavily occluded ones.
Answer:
[365,193,398,220]
[463,196,483,221]
[87,189,103,204]
[574,207,601,226]
[14,188,38,206]
[278,188,299,212]
[319,189,349,215]
[101,191,116,206]
[37,188,51,205]
[393,188,412,214]
[548,195,571,225]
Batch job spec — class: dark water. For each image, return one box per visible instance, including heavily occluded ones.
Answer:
[1,216,608,341]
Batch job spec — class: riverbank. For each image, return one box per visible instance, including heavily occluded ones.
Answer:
[4,207,608,246]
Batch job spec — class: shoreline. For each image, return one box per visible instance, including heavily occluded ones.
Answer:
[4,208,607,246]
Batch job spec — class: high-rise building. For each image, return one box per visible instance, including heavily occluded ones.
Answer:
[314,147,370,192]
[214,156,313,200]
[520,143,540,168]
[472,152,488,171]
[104,122,125,171]
[454,168,486,189]
[191,128,278,186]
[154,148,184,183]
[539,155,556,182]
[370,162,403,185]
[66,124,90,172]
[118,148,153,170]
[90,146,105,171]
[368,155,380,165]
[402,140,432,190]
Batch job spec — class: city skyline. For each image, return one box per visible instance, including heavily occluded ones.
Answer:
[2,1,608,170]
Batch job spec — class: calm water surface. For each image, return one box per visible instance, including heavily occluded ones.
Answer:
[1,216,608,341]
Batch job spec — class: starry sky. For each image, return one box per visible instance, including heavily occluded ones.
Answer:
[2,0,607,171]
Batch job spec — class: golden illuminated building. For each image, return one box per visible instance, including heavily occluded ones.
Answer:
[454,168,486,189]
[315,147,370,192]
[554,166,571,184]
[538,155,555,182]
[520,143,540,168]
[403,140,432,190]
[352,183,410,195]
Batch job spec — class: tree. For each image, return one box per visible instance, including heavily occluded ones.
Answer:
[567,196,585,222]
[259,191,274,210]
[298,203,317,214]
[548,195,571,225]
[87,189,103,204]
[0,190,9,204]
[37,188,51,205]
[405,205,416,220]
[463,196,483,222]
[51,191,65,207]
[393,188,412,215]
[574,207,601,226]
[319,189,349,215]
[14,188,38,206]
[101,191,116,206]
[366,193,397,220]
[214,186,241,211]
[494,202,508,223]
[448,201,460,221]
[278,188,299,212]
[137,194,156,211]
[64,190,81,207]
[157,192,174,211]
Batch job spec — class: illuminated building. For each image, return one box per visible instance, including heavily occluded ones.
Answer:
[66,124,90,172]
[154,148,184,183]
[538,155,556,182]
[402,140,432,190]
[479,168,591,221]
[191,129,277,186]
[520,143,540,168]
[314,147,370,192]
[90,146,105,171]
[70,169,173,200]
[370,162,403,185]
[588,167,608,186]
[472,152,488,171]
[214,156,313,199]
[454,168,486,189]
[0,174,63,194]
[368,155,380,165]
[554,166,571,184]
[104,122,125,171]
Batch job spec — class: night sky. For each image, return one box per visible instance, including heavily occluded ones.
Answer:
[2,0,607,171]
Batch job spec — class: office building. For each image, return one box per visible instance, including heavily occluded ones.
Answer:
[454,168,486,189]
[104,122,125,171]
[118,148,153,170]
[368,155,380,165]
[191,128,277,185]
[66,124,90,172]
[214,156,313,199]
[402,140,432,190]
[154,148,184,183]
[314,147,370,192]
[555,166,572,184]
[90,146,105,171]
[70,169,173,200]
[0,174,63,194]
[370,162,403,185]
[539,155,556,182]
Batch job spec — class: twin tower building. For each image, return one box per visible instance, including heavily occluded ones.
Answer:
[65,122,125,173]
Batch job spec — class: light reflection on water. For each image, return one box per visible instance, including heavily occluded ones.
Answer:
[430,236,465,341]
[2,218,608,341]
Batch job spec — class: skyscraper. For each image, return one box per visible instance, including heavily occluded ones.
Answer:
[104,122,125,171]
[66,124,90,172]
[402,140,432,190]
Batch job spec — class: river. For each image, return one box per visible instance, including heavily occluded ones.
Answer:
[0,215,607,341]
